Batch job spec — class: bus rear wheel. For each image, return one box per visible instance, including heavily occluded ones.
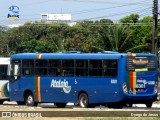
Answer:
[125,103,133,107]
[107,102,123,109]
[17,101,25,105]
[25,92,37,106]
[55,103,66,108]
[78,93,89,108]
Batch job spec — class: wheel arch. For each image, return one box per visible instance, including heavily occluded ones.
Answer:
[78,90,89,101]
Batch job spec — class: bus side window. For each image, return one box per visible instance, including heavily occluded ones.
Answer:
[36,60,48,76]
[48,60,61,76]
[104,60,118,77]
[62,60,74,76]
[75,60,88,76]
[22,60,34,76]
[25,69,30,75]
[0,65,8,80]
[89,60,102,77]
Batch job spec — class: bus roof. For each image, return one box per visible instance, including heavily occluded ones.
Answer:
[11,52,156,60]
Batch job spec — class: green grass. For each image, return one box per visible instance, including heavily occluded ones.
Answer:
[86,118,160,120]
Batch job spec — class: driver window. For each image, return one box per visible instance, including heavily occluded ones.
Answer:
[11,60,21,82]
[13,64,20,79]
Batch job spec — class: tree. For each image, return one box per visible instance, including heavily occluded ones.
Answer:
[104,24,135,52]
[16,39,55,53]
[130,16,153,52]
[120,14,139,23]
[2,14,157,54]
[0,26,10,56]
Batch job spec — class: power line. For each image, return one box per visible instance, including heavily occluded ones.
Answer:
[50,0,151,5]
[71,4,151,15]
[0,0,154,26]
[0,1,152,18]
[79,6,152,21]
[0,2,152,19]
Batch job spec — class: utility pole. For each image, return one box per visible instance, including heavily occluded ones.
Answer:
[152,0,158,55]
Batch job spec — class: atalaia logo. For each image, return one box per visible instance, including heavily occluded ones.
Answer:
[7,5,19,20]
[50,79,71,94]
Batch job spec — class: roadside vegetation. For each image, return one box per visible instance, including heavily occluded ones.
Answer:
[0,14,159,57]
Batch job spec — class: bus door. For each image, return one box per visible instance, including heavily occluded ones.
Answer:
[126,56,157,95]
[10,60,21,99]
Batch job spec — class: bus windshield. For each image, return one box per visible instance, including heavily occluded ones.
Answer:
[126,56,156,72]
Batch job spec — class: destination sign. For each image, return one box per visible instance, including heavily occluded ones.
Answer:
[126,57,156,72]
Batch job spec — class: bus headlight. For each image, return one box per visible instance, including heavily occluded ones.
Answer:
[123,82,128,94]
[153,82,158,94]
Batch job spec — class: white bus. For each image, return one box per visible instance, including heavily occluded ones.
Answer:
[0,58,10,104]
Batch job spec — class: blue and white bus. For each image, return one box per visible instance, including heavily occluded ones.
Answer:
[0,58,10,103]
[9,52,158,108]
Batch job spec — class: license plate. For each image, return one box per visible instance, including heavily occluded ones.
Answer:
[137,88,144,91]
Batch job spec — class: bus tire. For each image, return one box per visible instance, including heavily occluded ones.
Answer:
[125,103,132,107]
[17,101,25,105]
[107,102,123,109]
[0,100,4,104]
[25,92,37,106]
[146,102,152,108]
[88,104,96,108]
[78,93,89,108]
[74,102,79,106]
[55,103,66,108]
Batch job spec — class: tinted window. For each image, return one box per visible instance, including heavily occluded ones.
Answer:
[0,65,8,80]
[104,60,117,77]
[89,60,102,77]
[35,60,48,76]
[75,60,88,76]
[22,60,34,76]
[11,59,21,82]
[62,60,74,76]
[48,60,61,76]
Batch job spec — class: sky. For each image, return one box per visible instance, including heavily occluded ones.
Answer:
[0,0,158,26]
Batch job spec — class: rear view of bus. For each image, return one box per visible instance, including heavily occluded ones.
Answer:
[125,54,158,108]
[0,58,10,103]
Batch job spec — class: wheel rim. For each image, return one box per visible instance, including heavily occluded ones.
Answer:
[80,94,87,108]
[27,95,33,104]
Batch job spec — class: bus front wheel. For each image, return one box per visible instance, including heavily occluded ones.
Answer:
[125,103,133,107]
[146,102,152,108]
[25,92,37,106]
[78,93,89,108]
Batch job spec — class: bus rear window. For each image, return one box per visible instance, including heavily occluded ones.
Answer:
[126,57,156,72]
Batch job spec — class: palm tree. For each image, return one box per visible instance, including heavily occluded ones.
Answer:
[103,24,150,53]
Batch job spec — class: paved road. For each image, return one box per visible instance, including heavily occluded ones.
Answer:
[3,102,160,110]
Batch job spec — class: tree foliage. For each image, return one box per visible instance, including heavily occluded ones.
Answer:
[0,14,158,57]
